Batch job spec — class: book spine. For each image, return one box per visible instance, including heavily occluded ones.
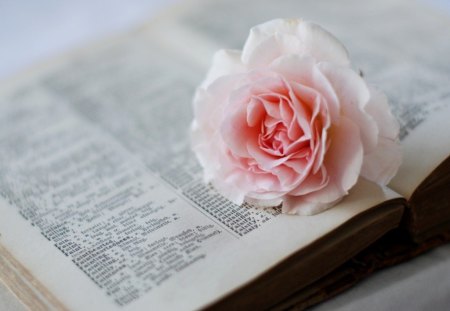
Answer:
[406,156,450,243]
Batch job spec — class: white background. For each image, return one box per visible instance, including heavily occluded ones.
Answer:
[1,1,450,310]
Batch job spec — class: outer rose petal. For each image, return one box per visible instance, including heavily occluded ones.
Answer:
[270,55,340,123]
[194,75,241,126]
[361,87,402,184]
[318,62,379,153]
[361,138,402,185]
[284,117,363,215]
[202,49,245,88]
[192,75,245,183]
[243,33,303,68]
[364,86,399,140]
[282,196,337,215]
[242,19,350,67]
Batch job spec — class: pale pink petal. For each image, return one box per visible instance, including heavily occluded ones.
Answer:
[190,121,219,182]
[279,98,294,123]
[239,165,288,197]
[242,19,304,64]
[365,86,400,140]
[264,115,282,128]
[244,33,302,67]
[287,114,302,140]
[245,196,284,208]
[287,86,315,138]
[271,56,341,123]
[361,137,402,185]
[360,86,401,184]
[276,155,316,191]
[318,62,379,153]
[284,138,310,155]
[247,140,293,170]
[192,85,233,182]
[296,21,349,66]
[250,172,281,192]
[212,172,247,204]
[288,83,314,122]
[242,19,349,67]
[284,157,309,173]
[271,165,298,187]
[276,131,291,154]
[300,117,363,205]
[251,73,288,93]
[308,95,331,174]
[194,74,247,132]
[245,193,285,205]
[289,166,329,196]
[246,97,265,127]
[282,195,339,215]
[202,49,245,88]
[221,104,256,158]
[312,126,329,174]
[260,96,282,119]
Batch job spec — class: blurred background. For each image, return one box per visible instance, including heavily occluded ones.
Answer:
[0,0,181,80]
[0,0,449,80]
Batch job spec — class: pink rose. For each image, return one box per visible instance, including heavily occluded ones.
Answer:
[191,19,401,215]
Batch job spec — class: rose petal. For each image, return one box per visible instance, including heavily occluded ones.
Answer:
[271,165,298,187]
[246,97,265,127]
[284,136,309,155]
[287,113,303,140]
[360,86,401,185]
[271,56,341,123]
[260,95,282,119]
[365,86,400,140]
[212,171,247,204]
[282,195,339,215]
[221,104,256,158]
[247,140,294,170]
[361,137,402,185]
[300,117,363,205]
[279,98,294,123]
[318,62,379,153]
[202,49,245,88]
[245,196,284,208]
[296,21,350,66]
[289,166,329,196]
[284,157,309,173]
[245,33,303,68]
[264,115,282,129]
[242,19,350,67]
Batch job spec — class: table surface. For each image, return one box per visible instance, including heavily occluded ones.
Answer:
[1,1,450,310]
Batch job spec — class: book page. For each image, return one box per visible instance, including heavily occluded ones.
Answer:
[159,0,450,198]
[0,7,399,311]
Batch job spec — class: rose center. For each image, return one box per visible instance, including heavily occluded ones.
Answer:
[259,121,291,156]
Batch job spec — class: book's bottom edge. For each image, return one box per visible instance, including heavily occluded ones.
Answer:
[0,243,68,311]
[205,199,406,310]
[273,227,450,311]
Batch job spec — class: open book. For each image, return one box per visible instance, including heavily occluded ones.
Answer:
[1,0,449,310]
